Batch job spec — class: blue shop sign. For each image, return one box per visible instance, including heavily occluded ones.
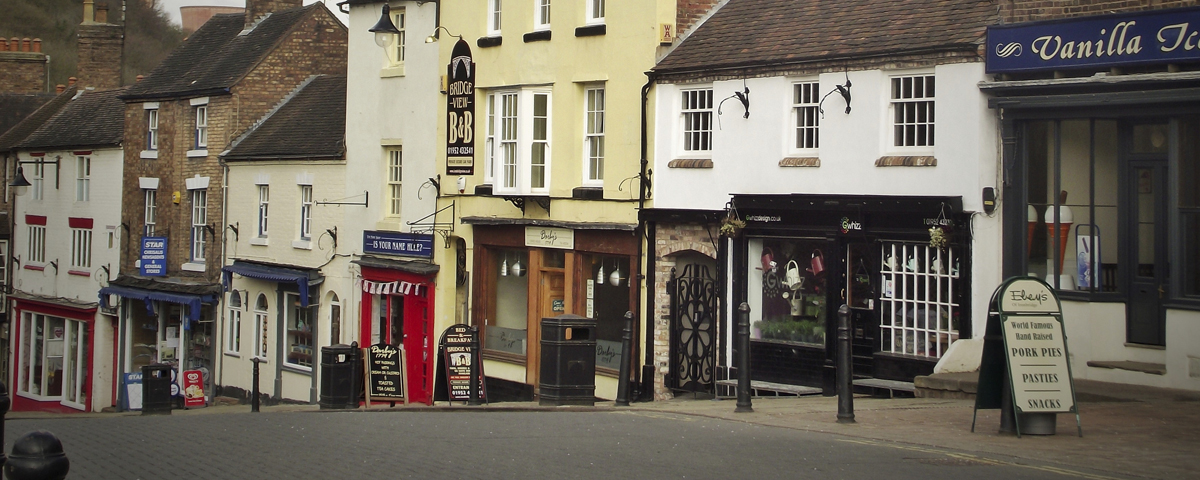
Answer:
[363,230,434,258]
[987,7,1200,73]
[140,236,167,276]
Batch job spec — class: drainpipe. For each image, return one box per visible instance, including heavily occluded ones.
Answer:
[217,161,229,395]
[637,73,655,401]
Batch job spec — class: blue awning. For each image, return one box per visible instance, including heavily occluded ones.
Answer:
[99,285,219,322]
[222,261,322,307]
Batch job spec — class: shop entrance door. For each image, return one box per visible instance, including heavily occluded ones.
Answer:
[404,296,431,404]
[1126,160,1168,346]
[531,251,567,390]
[844,243,878,378]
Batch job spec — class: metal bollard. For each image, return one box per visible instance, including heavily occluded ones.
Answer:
[735,302,753,413]
[468,325,482,406]
[4,431,69,480]
[836,304,856,424]
[615,311,634,406]
[251,357,262,412]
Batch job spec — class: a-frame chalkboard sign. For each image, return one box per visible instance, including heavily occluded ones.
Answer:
[438,324,488,404]
[973,276,1081,437]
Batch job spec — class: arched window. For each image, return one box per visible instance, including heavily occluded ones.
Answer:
[226,291,242,355]
[254,294,269,360]
[329,293,341,345]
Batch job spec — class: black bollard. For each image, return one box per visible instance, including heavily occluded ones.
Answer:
[735,302,753,413]
[836,304,856,424]
[468,325,482,406]
[251,357,262,413]
[615,311,634,406]
[0,382,9,470]
[4,431,69,480]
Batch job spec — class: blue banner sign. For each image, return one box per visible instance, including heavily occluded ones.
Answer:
[363,230,434,258]
[141,236,167,276]
[987,7,1200,73]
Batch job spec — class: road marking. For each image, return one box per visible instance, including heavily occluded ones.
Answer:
[615,411,697,421]
[835,439,1121,480]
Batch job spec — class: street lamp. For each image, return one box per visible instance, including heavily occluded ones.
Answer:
[425,25,462,43]
[8,166,31,195]
[369,4,402,48]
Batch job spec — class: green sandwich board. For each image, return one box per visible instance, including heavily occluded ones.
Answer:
[973,276,1081,437]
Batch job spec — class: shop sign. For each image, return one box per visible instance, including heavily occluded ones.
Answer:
[140,236,167,276]
[182,369,205,408]
[987,7,1200,73]
[122,372,143,411]
[525,226,574,249]
[438,325,487,402]
[446,39,476,175]
[364,343,407,401]
[363,230,433,258]
[839,216,863,234]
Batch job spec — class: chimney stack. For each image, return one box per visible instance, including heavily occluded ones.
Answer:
[245,0,303,30]
[76,0,123,89]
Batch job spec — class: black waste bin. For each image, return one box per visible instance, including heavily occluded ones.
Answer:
[539,315,596,406]
[320,343,362,409]
[142,364,173,415]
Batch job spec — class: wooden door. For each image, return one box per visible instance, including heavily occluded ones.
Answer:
[528,249,570,390]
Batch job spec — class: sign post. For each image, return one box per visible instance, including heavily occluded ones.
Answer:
[973,277,1081,437]
[439,324,487,404]
[363,343,407,406]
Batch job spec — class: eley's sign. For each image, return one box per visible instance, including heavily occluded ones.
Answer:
[987,7,1200,73]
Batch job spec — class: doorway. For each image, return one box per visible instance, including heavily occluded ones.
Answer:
[844,242,878,378]
[1126,158,1168,346]
[367,291,432,404]
[530,248,568,389]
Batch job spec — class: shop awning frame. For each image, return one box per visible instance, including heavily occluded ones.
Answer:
[221,260,323,307]
[98,285,218,322]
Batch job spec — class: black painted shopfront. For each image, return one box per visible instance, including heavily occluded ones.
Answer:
[731,194,972,393]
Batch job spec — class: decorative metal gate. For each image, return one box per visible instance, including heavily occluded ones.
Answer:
[668,264,718,393]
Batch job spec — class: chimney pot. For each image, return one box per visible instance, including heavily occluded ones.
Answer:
[56,84,65,93]
[21,38,30,52]
[9,38,18,52]
[96,3,109,24]
[69,76,78,86]
[83,0,95,24]
[136,75,144,82]
[32,38,41,53]
[0,39,6,51]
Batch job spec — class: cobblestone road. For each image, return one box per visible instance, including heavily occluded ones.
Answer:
[4,409,1128,479]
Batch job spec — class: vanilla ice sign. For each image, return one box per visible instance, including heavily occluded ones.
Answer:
[987,7,1200,73]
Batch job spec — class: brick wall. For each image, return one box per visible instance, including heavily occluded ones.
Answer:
[119,7,346,284]
[76,24,123,91]
[676,0,723,39]
[0,39,48,93]
[652,222,719,400]
[1002,0,1200,22]
[246,0,303,28]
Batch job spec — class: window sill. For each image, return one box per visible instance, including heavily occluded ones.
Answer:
[481,349,527,365]
[224,352,241,358]
[779,157,820,167]
[668,158,713,168]
[572,186,603,200]
[249,237,268,246]
[182,262,206,272]
[379,65,405,78]
[281,363,313,375]
[575,24,606,37]
[68,270,90,277]
[186,149,208,158]
[292,240,312,250]
[477,36,503,48]
[23,264,44,271]
[140,150,158,159]
[876,155,936,167]
[524,30,551,42]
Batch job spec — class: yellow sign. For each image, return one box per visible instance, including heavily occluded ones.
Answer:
[525,226,574,249]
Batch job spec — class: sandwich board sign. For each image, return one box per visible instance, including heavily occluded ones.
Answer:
[439,324,488,404]
[973,276,1081,437]
[363,343,407,405]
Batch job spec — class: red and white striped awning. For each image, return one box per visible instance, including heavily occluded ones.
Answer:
[359,278,425,296]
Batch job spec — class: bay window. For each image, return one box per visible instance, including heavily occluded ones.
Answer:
[17,312,89,410]
[486,88,552,195]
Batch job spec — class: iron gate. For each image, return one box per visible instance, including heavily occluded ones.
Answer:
[668,264,718,393]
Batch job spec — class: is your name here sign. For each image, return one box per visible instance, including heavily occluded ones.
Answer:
[363,230,433,258]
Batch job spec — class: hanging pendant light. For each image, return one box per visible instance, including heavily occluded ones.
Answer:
[511,256,526,277]
[597,261,605,285]
[610,262,622,286]
[500,253,508,277]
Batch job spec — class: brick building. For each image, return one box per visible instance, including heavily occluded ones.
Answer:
[101,0,346,409]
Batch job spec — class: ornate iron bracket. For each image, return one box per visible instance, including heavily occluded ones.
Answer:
[503,195,550,214]
[407,201,455,248]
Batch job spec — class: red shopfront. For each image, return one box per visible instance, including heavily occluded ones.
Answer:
[9,296,104,413]
[355,258,438,405]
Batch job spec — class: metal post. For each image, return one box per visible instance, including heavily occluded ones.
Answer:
[4,431,69,480]
[616,311,634,406]
[735,302,753,413]
[836,304,855,424]
[0,381,9,469]
[468,325,482,406]
[251,357,262,413]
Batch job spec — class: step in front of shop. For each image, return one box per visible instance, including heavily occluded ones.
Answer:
[715,380,823,397]
[853,378,916,398]
[913,372,977,399]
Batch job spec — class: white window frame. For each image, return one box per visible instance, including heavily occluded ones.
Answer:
[284,292,313,370]
[389,8,406,66]
[191,189,208,263]
[889,73,936,150]
[535,0,551,30]
[253,294,268,360]
[257,185,269,238]
[226,292,242,356]
[583,86,605,186]
[16,313,88,410]
[586,0,605,25]
[878,242,960,358]
[484,94,496,184]
[0,239,7,312]
[144,189,157,236]
[488,88,552,196]
[387,149,402,216]
[31,162,43,201]
[299,185,313,240]
[680,88,713,156]
[28,225,45,264]
[147,108,159,150]
[76,156,90,202]
[488,0,502,36]
[195,105,208,148]
[790,81,820,153]
[70,228,92,270]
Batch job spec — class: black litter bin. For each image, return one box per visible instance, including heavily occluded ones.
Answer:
[320,343,362,409]
[539,315,596,406]
[142,364,173,415]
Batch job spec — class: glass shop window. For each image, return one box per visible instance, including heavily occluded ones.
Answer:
[17,312,88,409]
[746,238,829,346]
[1177,117,1200,298]
[286,293,313,369]
[586,254,631,371]
[1024,119,1119,292]
[484,248,529,355]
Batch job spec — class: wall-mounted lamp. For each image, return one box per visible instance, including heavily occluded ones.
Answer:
[425,25,462,43]
[369,4,402,48]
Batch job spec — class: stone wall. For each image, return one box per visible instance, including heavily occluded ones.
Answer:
[652,222,718,400]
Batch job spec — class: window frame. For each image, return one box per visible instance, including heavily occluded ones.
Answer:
[299,185,313,241]
[27,225,45,264]
[583,86,605,186]
[226,292,242,356]
[31,162,43,201]
[387,149,403,217]
[680,88,714,157]
[488,88,552,196]
[70,227,92,270]
[488,0,502,36]
[147,108,159,150]
[387,7,406,67]
[790,81,820,154]
[191,189,208,263]
[484,94,497,184]
[76,156,90,202]
[284,292,313,370]
[585,0,605,25]
[257,185,269,238]
[889,73,936,150]
[16,312,88,410]
[534,0,551,30]
[253,294,268,361]
[144,189,157,236]
[195,105,208,149]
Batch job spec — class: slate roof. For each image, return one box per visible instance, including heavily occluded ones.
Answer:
[223,75,346,161]
[0,89,75,153]
[16,88,126,150]
[121,3,320,101]
[0,93,57,142]
[653,0,997,76]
